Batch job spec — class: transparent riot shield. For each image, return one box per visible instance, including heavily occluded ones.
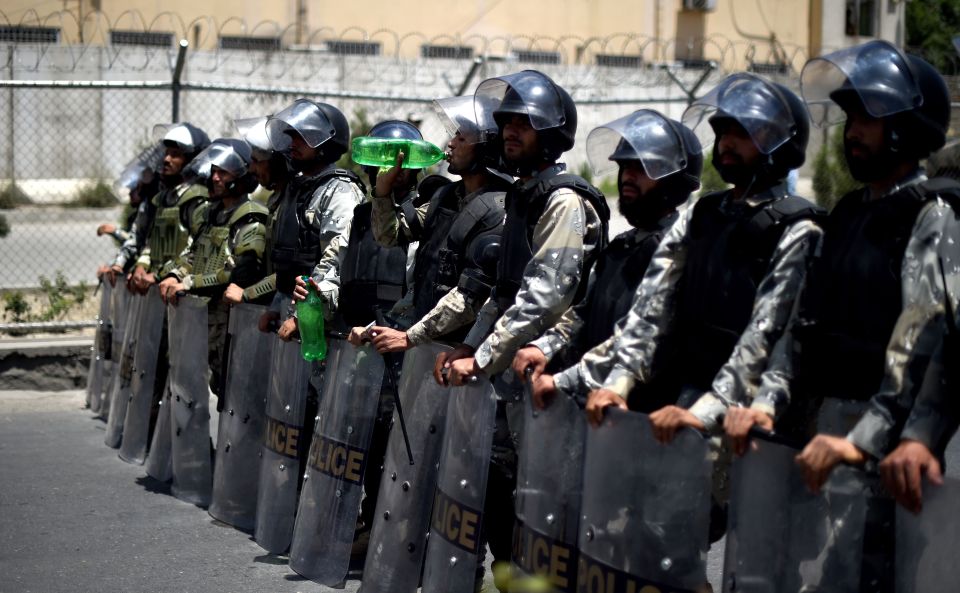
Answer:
[722,435,871,593]
[896,477,960,592]
[361,343,452,593]
[168,296,213,506]
[144,376,173,482]
[208,303,275,531]
[512,393,586,593]
[104,293,144,447]
[118,287,166,464]
[254,335,312,554]
[97,283,131,418]
[578,408,712,593]
[86,281,113,410]
[421,377,498,593]
[289,340,386,585]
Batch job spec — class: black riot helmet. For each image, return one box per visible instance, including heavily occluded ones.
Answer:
[802,40,950,159]
[588,110,703,224]
[266,99,351,164]
[683,73,809,184]
[475,70,578,169]
[184,138,259,197]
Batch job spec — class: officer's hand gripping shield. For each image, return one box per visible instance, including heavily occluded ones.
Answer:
[104,292,145,448]
[722,434,872,593]
[578,408,712,593]
[361,343,453,593]
[421,377,498,593]
[118,286,166,464]
[511,392,586,593]
[208,303,276,530]
[289,339,385,585]
[254,335,312,553]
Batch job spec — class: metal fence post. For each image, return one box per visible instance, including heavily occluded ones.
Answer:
[171,39,188,122]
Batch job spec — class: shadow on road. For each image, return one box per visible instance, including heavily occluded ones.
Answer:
[135,475,172,495]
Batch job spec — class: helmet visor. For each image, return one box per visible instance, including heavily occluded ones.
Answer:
[153,123,203,154]
[114,143,164,194]
[432,95,490,145]
[474,71,566,139]
[234,116,273,160]
[265,99,336,152]
[184,140,250,180]
[587,110,697,179]
[800,40,921,128]
[683,73,796,155]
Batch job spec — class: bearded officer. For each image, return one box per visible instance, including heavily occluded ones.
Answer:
[515,110,702,405]
[158,139,268,402]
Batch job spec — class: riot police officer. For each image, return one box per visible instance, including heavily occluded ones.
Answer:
[349,96,509,351]
[224,115,292,306]
[259,99,365,334]
[158,139,269,400]
[514,109,702,405]
[763,43,959,511]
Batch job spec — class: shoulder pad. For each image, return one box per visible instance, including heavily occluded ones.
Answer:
[747,195,825,237]
[177,182,209,204]
[228,200,270,227]
[539,174,609,217]
[913,177,960,212]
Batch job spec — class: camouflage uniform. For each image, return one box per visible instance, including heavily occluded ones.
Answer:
[369,180,507,344]
[168,198,269,397]
[466,165,605,375]
[554,182,824,429]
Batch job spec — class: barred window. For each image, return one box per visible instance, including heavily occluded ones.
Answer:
[327,40,381,56]
[749,62,790,76]
[110,30,174,48]
[421,44,473,60]
[218,36,282,51]
[513,50,561,65]
[596,54,643,68]
[0,25,60,44]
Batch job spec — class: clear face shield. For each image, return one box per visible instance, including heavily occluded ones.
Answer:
[183,140,251,182]
[234,116,274,162]
[587,110,697,179]
[800,40,922,127]
[682,73,797,155]
[265,100,336,153]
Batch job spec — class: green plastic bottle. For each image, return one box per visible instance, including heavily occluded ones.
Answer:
[351,136,446,169]
[296,276,327,361]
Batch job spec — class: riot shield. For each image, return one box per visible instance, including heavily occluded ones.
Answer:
[118,287,166,464]
[578,408,712,593]
[104,293,144,447]
[254,335,312,554]
[289,340,386,585]
[421,377,498,593]
[144,376,173,482]
[722,435,871,593]
[167,296,213,507]
[896,477,960,592]
[85,281,113,410]
[208,303,275,531]
[97,283,131,419]
[360,343,452,593]
[512,393,586,593]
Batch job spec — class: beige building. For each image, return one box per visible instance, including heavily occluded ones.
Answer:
[2,0,905,67]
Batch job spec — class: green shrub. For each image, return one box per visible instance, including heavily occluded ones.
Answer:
[0,182,31,209]
[697,152,730,197]
[812,126,859,211]
[69,180,118,208]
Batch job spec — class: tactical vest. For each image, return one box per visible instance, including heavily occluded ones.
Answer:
[670,191,823,393]
[496,172,610,311]
[412,182,506,335]
[270,168,364,293]
[795,178,960,402]
[338,201,410,327]
[579,227,664,352]
[148,183,208,274]
[190,200,269,281]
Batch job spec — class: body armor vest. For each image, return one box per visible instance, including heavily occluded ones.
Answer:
[794,179,960,402]
[670,191,823,393]
[270,168,363,293]
[496,172,610,311]
[148,183,207,274]
[412,182,506,338]
[190,200,269,281]
[338,201,409,327]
